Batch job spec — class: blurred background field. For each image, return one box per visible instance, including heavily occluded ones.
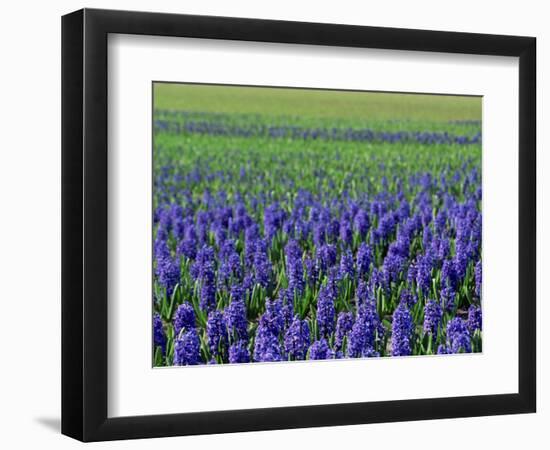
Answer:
[154,82,482,123]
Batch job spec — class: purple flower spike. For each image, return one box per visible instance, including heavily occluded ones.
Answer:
[467,305,482,334]
[316,284,336,337]
[284,316,311,360]
[253,320,283,362]
[423,300,442,335]
[391,302,414,356]
[173,328,201,365]
[339,250,355,280]
[173,303,196,336]
[348,301,383,358]
[225,292,249,343]
[228,340,250,363]
[353,209,370,239]
[153,312,166,354]
[475,260,482,298]
[446,318,472,353]
[356,243,373,278]
[156,255,180,298]
[440,286,456,312]
[308,339,332,360]
[285,239,304,296]
[206,310,228,357]
[335,312,354,352]
[253,239,271,288]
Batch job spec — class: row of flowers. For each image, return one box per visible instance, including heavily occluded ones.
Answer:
[153,171,482,365]
[154,118,481,145]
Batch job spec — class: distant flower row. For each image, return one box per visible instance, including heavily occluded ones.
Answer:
[154,119,481,145]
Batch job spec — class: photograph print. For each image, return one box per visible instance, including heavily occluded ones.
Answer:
[152,83,483,367]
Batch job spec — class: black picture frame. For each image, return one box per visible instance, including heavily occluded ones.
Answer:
[61,8,536,442]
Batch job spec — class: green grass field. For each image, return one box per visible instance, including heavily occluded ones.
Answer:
[153,83,481,122]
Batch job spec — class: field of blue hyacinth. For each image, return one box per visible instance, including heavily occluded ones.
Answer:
[152,84,482,366]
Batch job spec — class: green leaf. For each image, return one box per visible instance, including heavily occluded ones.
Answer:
[154,346,164,367]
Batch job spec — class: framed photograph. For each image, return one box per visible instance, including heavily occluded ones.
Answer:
[61,8,536,442]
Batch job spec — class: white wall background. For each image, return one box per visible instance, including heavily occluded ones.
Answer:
[0,0,546,448]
